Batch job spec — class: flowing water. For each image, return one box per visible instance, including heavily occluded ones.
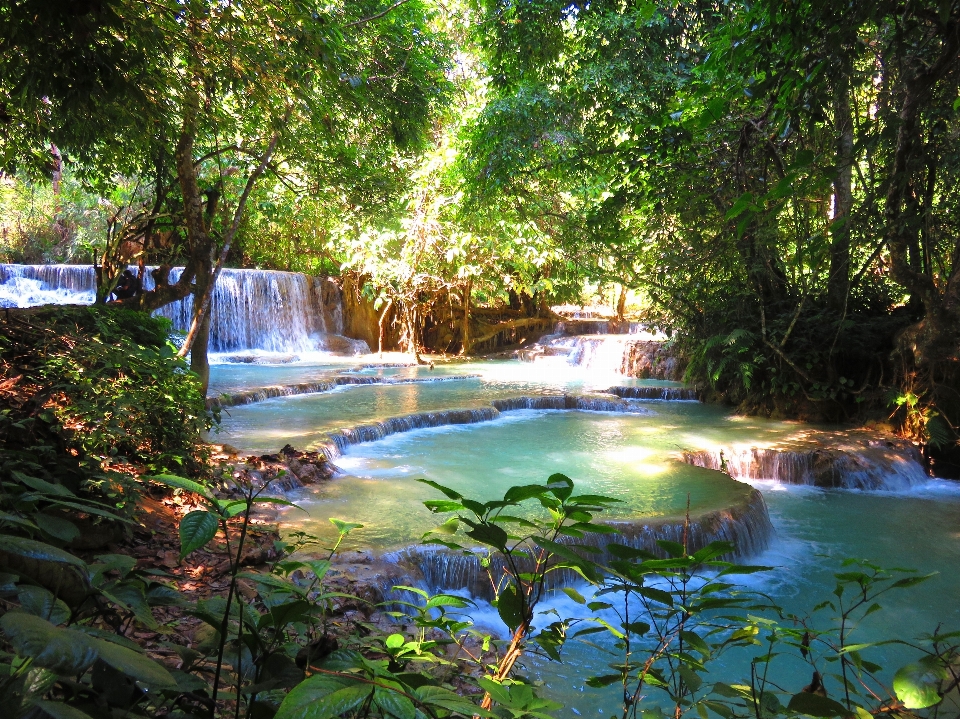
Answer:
[211,358,960,717]
[6,264,960,716]
[0,263,362,357]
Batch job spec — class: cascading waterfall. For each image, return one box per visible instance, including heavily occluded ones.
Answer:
[605,385,699,401]
[518,331,684,380]
[379,489,773,598]
[553,319,645,335]
[682,443,928,490]
[568,335,632,374]
[0,264,96,306]
[0,263,364,355]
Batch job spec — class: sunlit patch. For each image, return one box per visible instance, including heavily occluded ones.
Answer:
[636,424,676,433]
[632,462,669,476]
[605,446,656,463]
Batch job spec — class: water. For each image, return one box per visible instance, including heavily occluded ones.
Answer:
[212,360,775,455]
[0,263,359,356]
[282,410,761,548]
[210,356,960,717]
[530,482,960,717]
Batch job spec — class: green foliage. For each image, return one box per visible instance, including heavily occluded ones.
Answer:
[1,472,959,718]
[0,307,211,524]
[463,0,960,432]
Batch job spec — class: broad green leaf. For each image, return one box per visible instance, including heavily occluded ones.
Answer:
[679,665,702,692]
[11,471,75,497]
[893,660,947,709]
[33,514,80,543]
[0,535,87,567]
[0,612,97,675]
[423,500,464,514]
[416,479,463,501]
[416,685,489,716]
[465,522,507,548]
[424,594,472,610]
[496,584,524,633]
[179,510,219,560]
[145,474,215,501]
[787,692,853,717]
[330,519,363,534]
[434,517,460,535]
[18,586,70,625]
[276,675,372,719]
[92,636,177,690]
[891,574,935,589]
[375,687,416,719]
[503,484,547,503]
[30,700,96,719]
[586,674,621,688]
[546,473,574,501]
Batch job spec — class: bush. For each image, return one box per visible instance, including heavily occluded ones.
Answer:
[0,305,213,526]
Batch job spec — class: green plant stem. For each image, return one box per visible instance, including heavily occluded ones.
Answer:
[210,489,254,716]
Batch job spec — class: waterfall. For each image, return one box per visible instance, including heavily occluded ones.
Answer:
[554,319,646,335]
[379,489,773,598]
[517,330,685,380]
[0,263,363,355]
[567,336,629,374]
[0,264,96,306]
[605,385,699,401]
[682,443,928,491]
[489,394,651,413]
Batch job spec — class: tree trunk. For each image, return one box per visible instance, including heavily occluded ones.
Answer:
[616,285,627,322]
[192,304,213,394]
[460,279,472,356]
[378,298,393,357]
[828,75,853,313]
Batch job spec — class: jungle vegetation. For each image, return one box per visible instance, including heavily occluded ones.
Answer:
[4,0,959,448]
[2,2,960,718]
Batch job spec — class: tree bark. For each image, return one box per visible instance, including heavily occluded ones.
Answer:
[378,298,393,357]
[460,279,472,356]
[176,116,287,369]
[828,75,854,313]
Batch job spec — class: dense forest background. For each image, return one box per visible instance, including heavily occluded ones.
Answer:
[3,0,960,451]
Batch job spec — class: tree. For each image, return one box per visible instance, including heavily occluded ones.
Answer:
[464,0,960,442]
[2,0,452,391]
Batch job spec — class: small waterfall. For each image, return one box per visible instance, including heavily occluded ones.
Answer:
[147,268,352,354]
[0,263,360,355]
[682,443,928,490]
[554,319,646,335]
[208,373,481,410]
[380,489,773,598]
[490,394,651,413]
[605,385,699,401]
[517,331,684,380]
[0,264,96,306]
[316,408,503,460]
[569,336,631,374]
